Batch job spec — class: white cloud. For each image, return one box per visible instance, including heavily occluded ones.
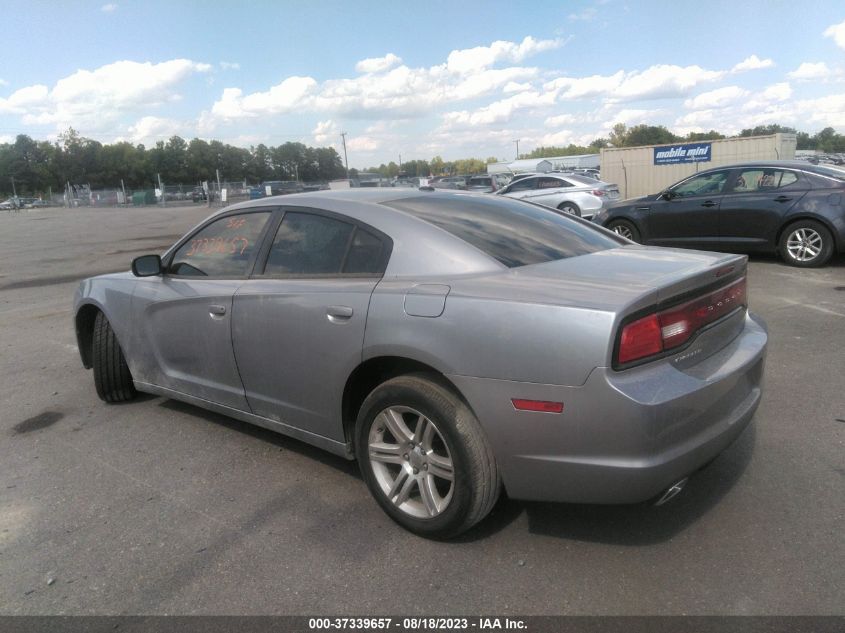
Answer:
[788,62,832,80]
[546,72,625,100]
[445,36,563,74]
[684,86,749,110]
[312,119,339,144]
[127,116,184,145]
[731,55,774,72]
[824,19,845,50]
[0,84,49,113]
[545,113,577,127]
[796,92,845,128]
[355,53,402,74]
[101,3,117,12]
[2,59,211,134]
[503,81,533,93]
[546,64,724,102]
[614,64,724,100]
[346,136,380,152]
[442,89,556,128]
[202,37,558,130]
[0,78,8,87]
[220,61,240,71]
[210,76,318,120]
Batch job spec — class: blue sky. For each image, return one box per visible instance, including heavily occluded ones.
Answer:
[1,0,844,167]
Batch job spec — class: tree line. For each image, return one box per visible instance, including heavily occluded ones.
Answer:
[0,128,347,197]
[3,123,844,197]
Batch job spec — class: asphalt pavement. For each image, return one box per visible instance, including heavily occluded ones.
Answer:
[0,204,842,615]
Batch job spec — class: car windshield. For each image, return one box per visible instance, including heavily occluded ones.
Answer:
[383,194,621,268]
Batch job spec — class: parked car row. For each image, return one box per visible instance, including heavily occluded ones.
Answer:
[594,160,845,267]
[0,196,51,209]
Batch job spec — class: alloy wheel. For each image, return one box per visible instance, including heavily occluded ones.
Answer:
[368,406,454,519]
[612,224,634,239]
[786,227,823,262]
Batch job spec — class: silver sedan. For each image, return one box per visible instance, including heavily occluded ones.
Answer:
[497,173,620,219]
[74,189,767,538]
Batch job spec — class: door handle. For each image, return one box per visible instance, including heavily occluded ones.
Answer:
[326,305,353,323]
[208,304,227,317]
[774,196,792,203]
[701,200,718,208]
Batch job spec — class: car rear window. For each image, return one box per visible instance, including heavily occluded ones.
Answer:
[811,165,845,181]
[383,195,621,268]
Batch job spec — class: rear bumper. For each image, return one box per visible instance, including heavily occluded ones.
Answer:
[449,312,767,504]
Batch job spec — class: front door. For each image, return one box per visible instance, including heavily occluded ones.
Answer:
[646,169,731,248]
[130,210,273,409]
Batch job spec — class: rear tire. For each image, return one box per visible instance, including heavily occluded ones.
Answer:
[92,312,136,403]
[355,374,500,539]
[607,218,640,242]
[778,220,834,267]
[557,202,581,217]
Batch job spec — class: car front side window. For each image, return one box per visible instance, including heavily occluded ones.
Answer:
[168,212,271,277]
[506,178,537,192]
[671,171,730,198]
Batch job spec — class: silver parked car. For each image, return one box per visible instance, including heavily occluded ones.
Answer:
[497,173,620,219]
[74,190,767,538]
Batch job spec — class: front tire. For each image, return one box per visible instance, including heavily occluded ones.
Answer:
[607,218,641,242]
[355,374,500,539]
[778,220,834,267]
[92,312,136,403]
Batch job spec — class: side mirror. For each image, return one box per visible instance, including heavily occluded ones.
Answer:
[660,190,676,201]
[131,254,162,277]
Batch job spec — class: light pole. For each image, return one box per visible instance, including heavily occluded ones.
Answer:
[513,139,520,159]
[340,132,349,179]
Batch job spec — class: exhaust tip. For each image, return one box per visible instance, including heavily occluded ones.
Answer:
[654,477,688,506]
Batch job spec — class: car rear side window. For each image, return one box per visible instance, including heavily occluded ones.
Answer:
[732,169,800,192]
[262,211,389,276]
[168,211,271,277]
[383,195,620,268]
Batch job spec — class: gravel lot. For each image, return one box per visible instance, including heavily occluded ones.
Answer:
[0,204,843,615]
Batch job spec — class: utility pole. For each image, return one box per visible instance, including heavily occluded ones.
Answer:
[340,132,349,180]
[513,139,520,159]
[399,153,402,172]
[216,169,222,207]
[157,173,165,207]
[10,176,17,198]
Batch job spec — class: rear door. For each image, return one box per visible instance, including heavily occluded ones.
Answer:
[718,167,806,250]
[646,169,730,248]
[232,208,392,441]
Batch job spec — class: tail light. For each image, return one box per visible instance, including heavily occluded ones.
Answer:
[591,189,606,197]
[616,277,747,367]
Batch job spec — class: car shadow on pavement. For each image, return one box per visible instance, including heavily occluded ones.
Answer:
[157,399,361,478]
[515,422,756,545]
[156,398,755,545]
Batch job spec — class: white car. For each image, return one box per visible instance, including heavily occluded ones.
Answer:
[496,174,619,219]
